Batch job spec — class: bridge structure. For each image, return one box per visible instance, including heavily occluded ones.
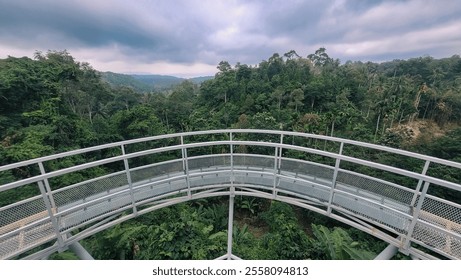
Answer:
[0,129,460,260]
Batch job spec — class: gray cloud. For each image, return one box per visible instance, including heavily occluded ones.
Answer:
[0,0,460,76]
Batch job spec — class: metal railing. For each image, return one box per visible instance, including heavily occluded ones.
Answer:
[0,129,460,260]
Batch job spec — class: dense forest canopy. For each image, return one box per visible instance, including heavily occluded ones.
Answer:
[1,49,461,260]
[1,49,461,163]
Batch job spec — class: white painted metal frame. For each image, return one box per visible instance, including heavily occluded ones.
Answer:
[1,129,461,260]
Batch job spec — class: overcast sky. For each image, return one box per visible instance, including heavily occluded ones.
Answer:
[1,0,460,77]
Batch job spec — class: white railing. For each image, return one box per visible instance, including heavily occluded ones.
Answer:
[0,129,460,260]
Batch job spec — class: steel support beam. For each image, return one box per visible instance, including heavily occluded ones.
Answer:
[226,191,235,260]
[68,241,94,260]
[374,243,399,260]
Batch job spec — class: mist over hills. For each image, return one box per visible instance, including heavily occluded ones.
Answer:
[101,72,213,92]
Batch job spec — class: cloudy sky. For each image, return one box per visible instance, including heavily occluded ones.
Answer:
[1,0,460,77]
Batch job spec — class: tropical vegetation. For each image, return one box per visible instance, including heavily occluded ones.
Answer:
[1,48,461,259]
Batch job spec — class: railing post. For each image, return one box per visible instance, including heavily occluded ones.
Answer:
[404,160,430,252]
[230,132,234,188]
[37,162,63,248]
[278,134,283,169]
[404,180,431,252]
[272,133,284,199]
[37,180,64,249]
[410,160,431,207]
[227,131,236,260]
[38,162,56,209]
[180,136,191,198]
[121,145,138,216]
[327,142,344,215]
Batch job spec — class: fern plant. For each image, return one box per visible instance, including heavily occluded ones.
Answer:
[311,224,376,260]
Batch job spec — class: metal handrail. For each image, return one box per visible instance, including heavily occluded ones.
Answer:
[2,129,461,171]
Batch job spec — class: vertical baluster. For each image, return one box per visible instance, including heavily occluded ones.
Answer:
[404,160,431,252]
[327,142,344,215]
[272,133,284,198]
[37,162,63,248]
[180,136,191,198]
[37,178,63,248]
[121,145,137,216]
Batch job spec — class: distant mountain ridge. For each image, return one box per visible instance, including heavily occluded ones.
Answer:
[101,72,213,92]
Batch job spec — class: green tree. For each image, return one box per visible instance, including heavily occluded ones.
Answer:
[289,88,304,113]
[258,201,311,259]
[307,47,333,67]
[112,105,165,139]
[310,224,376,260]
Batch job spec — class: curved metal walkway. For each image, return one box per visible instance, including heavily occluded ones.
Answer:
[1,129,460,260]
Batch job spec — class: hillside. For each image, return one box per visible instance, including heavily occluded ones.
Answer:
[102,72,213,92]
[101,72,153,92]
[130,74,183,89]
[130,74,213,89]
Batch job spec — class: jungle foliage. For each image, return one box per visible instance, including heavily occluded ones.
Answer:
[1,49,461,259]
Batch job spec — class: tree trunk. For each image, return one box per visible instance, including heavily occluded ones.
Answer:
[374,113,381,142]
[331,120,335,137]
[164,110,169,131]
[88,105,93,124]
